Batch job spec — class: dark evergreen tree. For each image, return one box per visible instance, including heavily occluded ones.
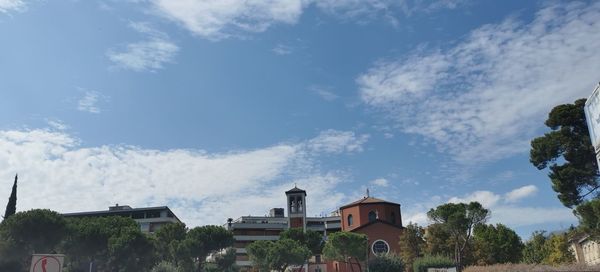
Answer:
[3,174,17,220]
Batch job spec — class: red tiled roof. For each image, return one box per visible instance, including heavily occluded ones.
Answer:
[339,197,400,209]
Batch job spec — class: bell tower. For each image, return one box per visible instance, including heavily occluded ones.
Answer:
[285,186,307,230]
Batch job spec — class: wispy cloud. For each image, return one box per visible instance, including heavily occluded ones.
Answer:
[145,0,468,40]
[0,128,364,226]
[370,178,389,187]
[505,185,538,203]
[309,85,339,101]
[307,129,369,154]
[403,185,575,230]
[0,0,27,14]
[358,2,600,164]
[77,91,106,114]
[46,119,68,130]
[272,44,293,55]
[107,22,178,72]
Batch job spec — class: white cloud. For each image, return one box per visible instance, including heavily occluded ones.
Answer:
[46,119,68,131]
[309,85,339,101]
[370,178,389,187]
[358,2,600,163]
[107,22,178,72]
[0,0,26,13]
[307,129,369,154]
[272,44,293,55]
[505,185,538,203]
[149,0,305,40]
[0,128,363,226]
[77,91,104,114]
[144,0,468,40]
[403,185,576,230]
[449,190,501,208]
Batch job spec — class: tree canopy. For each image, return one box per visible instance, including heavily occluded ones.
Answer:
[427,202,489,270]
[246,238,311,272]
[472,223,523,265]
[530,98,599,208]
[3,174,17,220]
[398,222,426,271]
[322,231,368,272]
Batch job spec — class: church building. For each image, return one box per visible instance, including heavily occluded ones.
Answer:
[226,186,403,272]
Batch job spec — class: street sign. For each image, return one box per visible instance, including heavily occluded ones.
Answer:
[29,254,64,272]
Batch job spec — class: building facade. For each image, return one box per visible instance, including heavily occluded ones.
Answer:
[63,204,181,233]
[570,234,600,265]
[227,187,403,272]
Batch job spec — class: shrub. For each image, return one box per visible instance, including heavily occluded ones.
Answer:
[413,255,455,272]
[463,263,600,272]
[151,261,183,272]
[369,253,404,272]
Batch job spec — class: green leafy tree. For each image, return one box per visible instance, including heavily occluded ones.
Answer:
[204,247,239,272]
[424,223,454,257]
[0,209,67,271]
[543,233,574,265]
[427,202,489,271]
[398,223,426,271]
[151,261,184,272]
[530,99,599,208]
[323,231,368,272]
[63,216,156,272]
[154,222,188,265]
[522,231,549,264]
[246,240,273,272]
[2,174,17,220]
[472,224,523,265]
[184,225,234,272]
[246,239,311,272]
[268,238,311,272]
[575,198,600,239]
[368,253,404,272]
[280,227,323,254]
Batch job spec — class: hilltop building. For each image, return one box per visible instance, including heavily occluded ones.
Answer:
[570,234,600,265]
[63,204,181,233]
[226,186,403,271]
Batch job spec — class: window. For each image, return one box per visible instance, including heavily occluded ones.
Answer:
[390,212,396,224]
[368,211,377,222]
[347,214,353,226]
[372,240,390,255]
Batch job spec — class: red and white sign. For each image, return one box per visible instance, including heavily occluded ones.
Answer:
[29,254,64,272]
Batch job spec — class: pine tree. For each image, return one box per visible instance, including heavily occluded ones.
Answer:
[3,174,17,219]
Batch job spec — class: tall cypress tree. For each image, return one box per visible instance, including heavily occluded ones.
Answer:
[3,174,17,219]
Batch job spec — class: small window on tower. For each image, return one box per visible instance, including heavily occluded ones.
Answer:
[391,212,396,224]
[347,214,353,226]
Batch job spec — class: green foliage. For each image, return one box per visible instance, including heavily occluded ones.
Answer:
[530,99,599,208]
[280,227,323,254]
[369,253,404,272]
[205,247,239,272]
[323,231,368,264]
[184,225,234,271]
[246,239,311,272]
[151,261,184,272]
[424,223,454,257]
[472,224,523,265]
[427,202,489,269]
[543,233,574,265]
[522,231,549,264]
[247,240,273,272]
[413,255,455,272]
[575,198,600,239]
[3,175,17,220]
[63,216,156,272]
[0,209,67,270]
[399,223,426,271]
[154,222,188,265]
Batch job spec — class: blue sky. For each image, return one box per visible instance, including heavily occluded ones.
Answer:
[1,0,600,238]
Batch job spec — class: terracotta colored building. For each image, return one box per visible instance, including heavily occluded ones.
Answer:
[327,195,404,272]
[227,187,403,272]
